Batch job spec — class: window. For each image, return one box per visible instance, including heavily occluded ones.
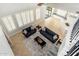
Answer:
[15,13,23,27]
[26,10,30,23]
[21,11,27,25]
[30,10,34,22]
[15,10,35,27]
[55,9,67,17]
[7,16,16,30]
[1,16,16,31]
[36,8,41,20]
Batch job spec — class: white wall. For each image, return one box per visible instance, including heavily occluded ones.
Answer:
[0,3,37,17]
[0,26,14,56]
[47,3,79,13]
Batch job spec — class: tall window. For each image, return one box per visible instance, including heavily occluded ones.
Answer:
[36,8,41,20]
[15,13,23,27]
[1,16,16,31]
[26,10,30,23]
[15,10,35,27]
[30,10,34,22]
[21,11,27,25]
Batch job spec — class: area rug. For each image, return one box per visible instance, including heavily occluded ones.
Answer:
[25,31,58,56]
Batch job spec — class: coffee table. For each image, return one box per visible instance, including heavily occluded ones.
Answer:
[34,36,46,48]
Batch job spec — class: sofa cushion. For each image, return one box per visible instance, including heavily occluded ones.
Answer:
[53,35,58,40]
[31,26,35,30]
[26,27,31,32]
[46,28,56,35]
[23,30,27,34]
[40,30,53,41]
[42,27,45,31]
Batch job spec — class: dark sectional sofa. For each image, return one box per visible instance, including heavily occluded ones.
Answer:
[22,26,59,43]
[39,27,59,43]
[22,26,36,38]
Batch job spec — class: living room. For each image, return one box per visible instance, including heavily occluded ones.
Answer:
[0,3,79,56]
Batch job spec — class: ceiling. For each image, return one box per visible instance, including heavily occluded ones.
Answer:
[0,3,79,17]
[0,3,37,17]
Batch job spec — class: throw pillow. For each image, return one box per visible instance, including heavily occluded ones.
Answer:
[42,27,45,31]
[53,35,57,40]
[24,30,27,34]
[31,26,34,29]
